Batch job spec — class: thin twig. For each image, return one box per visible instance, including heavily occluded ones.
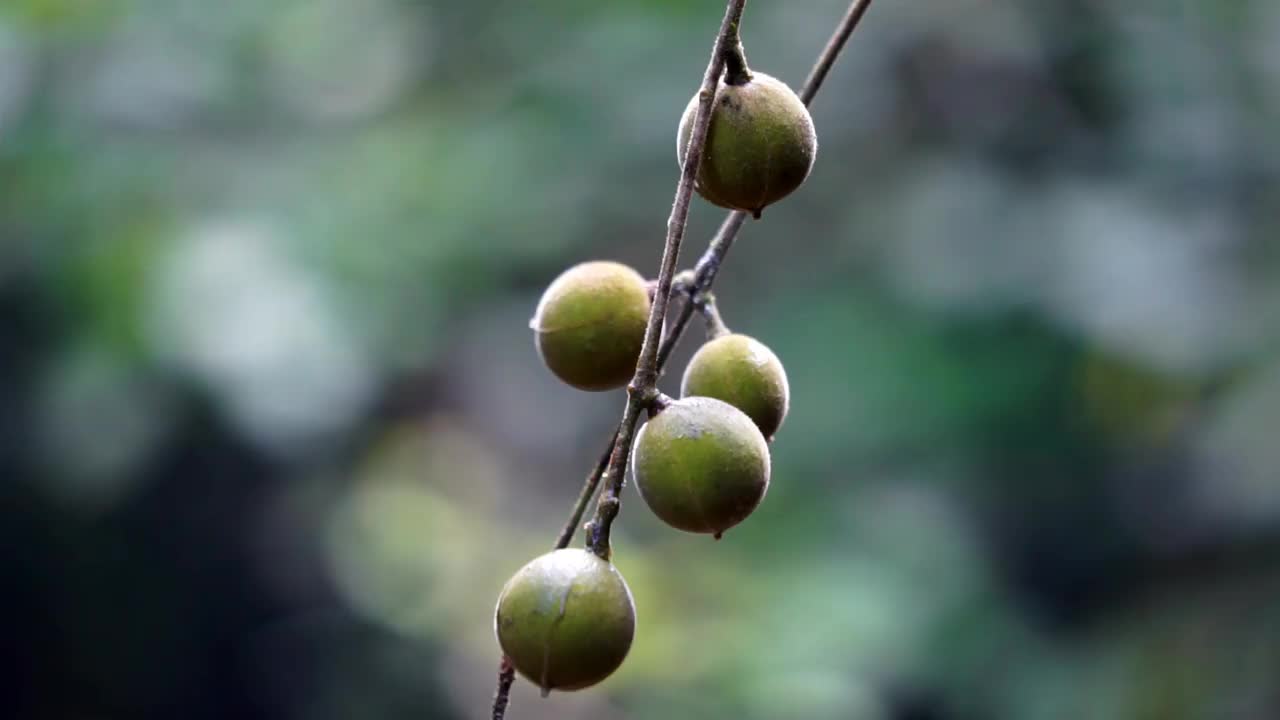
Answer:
[492,657,515,720]
[690,212,749,301]
[800,0,874,105]
[657,212,747,367]
[552,432,614,550]
[584,0,750,559]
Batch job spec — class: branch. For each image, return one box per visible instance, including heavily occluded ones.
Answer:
[584,0,749,559]
[492,1,875,715]
[549,0,877,560]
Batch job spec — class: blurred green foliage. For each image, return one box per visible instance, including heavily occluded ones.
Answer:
[2,1,1279,719]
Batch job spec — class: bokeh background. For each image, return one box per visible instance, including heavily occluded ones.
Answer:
[4,0,1280,718]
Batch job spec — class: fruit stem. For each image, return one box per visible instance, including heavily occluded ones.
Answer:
[649,392,673,417]
[722,34,753,86]
[694,293,731,339]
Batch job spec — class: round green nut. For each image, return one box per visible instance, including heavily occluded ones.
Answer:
[677,71,816,218]
[531,261,650,391]
[681,333,790,441]
[631,396,771,538]
[494,548,636,694]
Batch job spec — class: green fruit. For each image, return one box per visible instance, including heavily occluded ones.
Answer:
[631,396,770,537]
[531,261,650,391]
[677,72,816,218]
[681,333,790,441]
[494,549,636,694]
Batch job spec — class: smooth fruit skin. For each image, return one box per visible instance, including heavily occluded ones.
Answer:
[677,72,816,217]
[494,549,636,694]
[631,396,770,537]
[681,333,790,441]
[531,261,650,391]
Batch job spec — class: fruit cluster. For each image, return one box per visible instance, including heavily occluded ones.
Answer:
[496,60,812,697]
